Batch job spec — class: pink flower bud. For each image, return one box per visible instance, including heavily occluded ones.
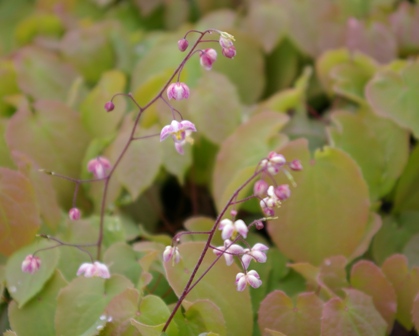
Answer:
[167,82,190,100]
[104,101,114,112]
[289,159,303,171]
[255,220,264,230]
[68,207,81,221]
[254,180,268,197]
[219,31,235,48]
[222,46,236,59]
[199,48,217,70]
[230,209,238,217]
[274,184,291,201]
[87,156,111,179]
[22,255,41,274]
[177,38,188,52]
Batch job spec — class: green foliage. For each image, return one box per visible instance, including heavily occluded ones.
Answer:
[1,1,419,335]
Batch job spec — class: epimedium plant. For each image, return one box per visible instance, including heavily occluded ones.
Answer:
[2,0,419,336]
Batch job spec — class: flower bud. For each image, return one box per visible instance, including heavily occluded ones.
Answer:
[199,48,217,70]
[274,184,291,201]
[104,101,114,112]
[255,220,264,230]
[222,46,236,59]
[219,31,235,48]
[167,82,190,100]
[289,159,303,171]
[69,207,81,221]
[254,180,268,197]
[230,209,238,217]
[22,255,41,274]
[87,156,111,179]
[177,38,188,52]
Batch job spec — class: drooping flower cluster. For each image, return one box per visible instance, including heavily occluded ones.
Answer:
[77,261,111,279]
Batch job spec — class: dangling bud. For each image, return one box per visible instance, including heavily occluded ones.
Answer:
[166,82,190,100]
[178,38,188,52]
[254,180,269,197]
[222,46,236,59]
[199,48,217,70]
[104,101,115,112]
[22,255,41,274]
[289,159,303,171]
[69,207,81,221]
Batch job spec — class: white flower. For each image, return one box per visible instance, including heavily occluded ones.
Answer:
[160,120,197,155]
[241,243,269,269]
[218,219,248,240]
[236,270,262,291]
[77,261,110,279]
[213,239,245,266]
[163,246,180,264]
[21,255,41,274]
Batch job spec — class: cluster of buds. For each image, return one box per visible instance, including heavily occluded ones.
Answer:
[255,152,302,216]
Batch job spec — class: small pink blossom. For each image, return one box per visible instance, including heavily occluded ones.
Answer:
[87,156,111,179]
[77,261,110,279]
[260,152,286,175]
[260,185,281,216]
[160,120,197,155]
[199,48,217,70]
[274,184,291,201]
[219,219,248,240]
[254,180,268,197]
[104,101,114,112]
[213,239,245,266]
[242,243,269,269]
[163,246,180,264]
[222,46,236,59]
[219,31,235,49]
[178,38,188,52]
[289,159,303,171]
[21,255,41,274]
[68,207,81,221]
[236,270,262,291]
[167,82,190,100]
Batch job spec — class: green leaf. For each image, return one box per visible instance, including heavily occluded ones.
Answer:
[80,70,126,138]
[55,275,133,336]
[316,49,378,100]
[412,293,419,334]
[350,260,396,332]
[12,151,62,232]
[101,288,141,336]
[267,139,371,265]
[6,240,59,307]
[381,254,419,330]
[109,119,162,201]
[104,243,142,285]
[328,109,409,200]
[131,295,178,336]
[390,2,419,56]
[212,111,289,212]
[393,144,419,213]
[8,270,67,336]
[258,291,323,336]
[321,289,387,336]
[6,100,91,204]
[366,61,419,138]
[187,71,242,145]
[242,2,286,53]
[0,168,40,256]
[164,242,253,336]
[14,46,78,101]
[60,23,115,85]
[183,300,226,336]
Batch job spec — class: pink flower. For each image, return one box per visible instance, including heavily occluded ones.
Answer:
[68,207,81,221]
[77,261,110,279]
[160,120,197,155]
[219,219,248,240]
[260,185,281,216]
[178,38,188,52]
[241,243,269,269]
[199,48,217,70]
[219,31,235,49]
[104,101,114,112]
[236,270,262,291]
[222,46,236,59]
[260,152,286,175]
[167,82,190,100]
[289,159,303,171]
[87,156,111,179]
[21,255,41,274]
[213,239,244,266]
[254,180,268,197]
[274,184,291,201]
[163,246,180,264]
